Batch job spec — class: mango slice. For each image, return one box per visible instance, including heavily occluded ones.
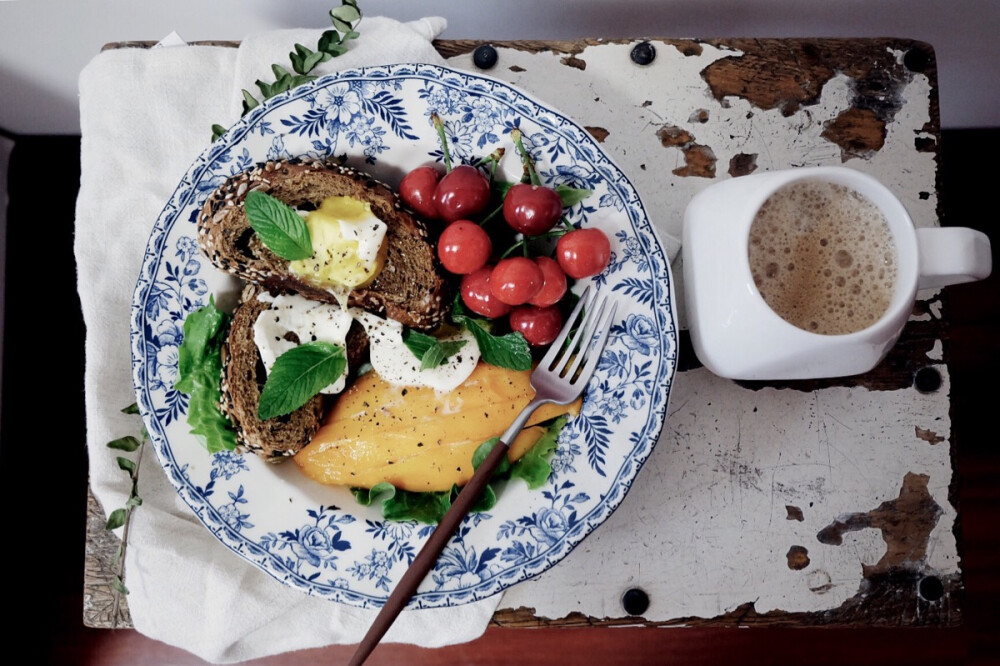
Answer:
[294,362,580,491]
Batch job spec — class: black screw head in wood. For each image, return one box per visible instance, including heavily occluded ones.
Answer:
[631,41,656,66]
[473,44,499,70]
[914,366,942,393]
[904,47,931,73]
[621,587,650,615]
[918,575,944,601]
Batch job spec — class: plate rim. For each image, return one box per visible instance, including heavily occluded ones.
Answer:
[130,62,678,608]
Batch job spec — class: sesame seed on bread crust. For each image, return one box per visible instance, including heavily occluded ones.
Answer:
[198,159,451,331]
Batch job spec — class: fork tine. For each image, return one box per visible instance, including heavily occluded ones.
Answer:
[561,294,608,379]
[561,297,618,383]
[573,300,618,385]
[540,285,594,369]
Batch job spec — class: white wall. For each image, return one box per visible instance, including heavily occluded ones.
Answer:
[0,0,999,133]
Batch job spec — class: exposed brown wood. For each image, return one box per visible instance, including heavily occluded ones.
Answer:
[823,108,888,159]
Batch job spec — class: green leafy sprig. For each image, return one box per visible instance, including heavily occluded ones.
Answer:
[104,403,148,615]
[211,1,363,141]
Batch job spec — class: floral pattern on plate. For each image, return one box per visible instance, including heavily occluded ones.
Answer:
[131,63,676,609]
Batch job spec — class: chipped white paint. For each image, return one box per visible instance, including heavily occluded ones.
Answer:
[501,368,956,619]
[928,339,945,361]
[449,40,957,622]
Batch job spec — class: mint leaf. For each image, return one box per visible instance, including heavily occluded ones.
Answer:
[258,342,346,420]
[555,184,592,207]
[121,403,140,415]
[461,319,532,371]
[244,190,313,260]
[175,298,238,454]
[402,329,468,370]
[511,415,569,489]
[450,298,532,371]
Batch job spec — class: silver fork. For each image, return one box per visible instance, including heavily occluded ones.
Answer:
[349,286,617,666]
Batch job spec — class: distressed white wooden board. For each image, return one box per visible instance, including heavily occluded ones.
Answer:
[447,42,957,620]
[499,363,957,619]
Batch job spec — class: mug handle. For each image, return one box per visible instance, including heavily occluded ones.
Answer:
[916,227,993,290]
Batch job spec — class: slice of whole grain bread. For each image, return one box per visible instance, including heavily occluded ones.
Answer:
[198,159,450,331]
[220,283,369,461]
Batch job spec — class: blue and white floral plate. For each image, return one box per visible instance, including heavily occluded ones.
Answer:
[131,63,676,609]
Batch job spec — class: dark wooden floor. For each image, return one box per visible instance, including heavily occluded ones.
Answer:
[4,129,997,665]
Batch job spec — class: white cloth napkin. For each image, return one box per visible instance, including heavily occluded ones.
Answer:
[76,17,503,664]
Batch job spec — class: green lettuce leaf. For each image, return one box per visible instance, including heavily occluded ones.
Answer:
[174,298,237,454]
[511,414,569,489]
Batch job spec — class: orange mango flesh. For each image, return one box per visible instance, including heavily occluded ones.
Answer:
[294,362,580,492]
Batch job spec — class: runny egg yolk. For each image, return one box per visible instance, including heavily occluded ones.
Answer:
[288,196,388,290]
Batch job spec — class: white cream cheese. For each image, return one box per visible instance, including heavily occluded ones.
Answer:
[253,295,481,395]
[252,292,354,394]
[353,311,480,393]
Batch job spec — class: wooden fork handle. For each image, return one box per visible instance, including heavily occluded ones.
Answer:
[348,438,512,666]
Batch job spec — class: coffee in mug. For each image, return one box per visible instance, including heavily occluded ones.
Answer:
[682,166,992,380]
[747,181,897,335]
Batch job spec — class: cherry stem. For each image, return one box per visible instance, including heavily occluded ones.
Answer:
[478,202,504,227]
[510,129,541,186]
[474,147,505,170]
[500,227,570,258]
[432,113,452,172]
[560,216,576,231]
[501,239,526,259]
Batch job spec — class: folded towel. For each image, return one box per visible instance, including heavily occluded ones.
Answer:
[76,17,502,664]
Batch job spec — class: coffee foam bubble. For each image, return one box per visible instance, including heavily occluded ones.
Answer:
[748,180,897,335]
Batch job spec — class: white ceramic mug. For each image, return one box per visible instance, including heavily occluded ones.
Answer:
[682,166,992,380]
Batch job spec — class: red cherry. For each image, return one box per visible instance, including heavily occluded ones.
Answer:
[399,165,441,219]
[510,305,563,346]
[438,220,492,275]
[528,256,568,307]
[490,257,544,306]
[556,228,612,279]
[432,165,491,222]
[461,266,512,318]
[503,183,563,235]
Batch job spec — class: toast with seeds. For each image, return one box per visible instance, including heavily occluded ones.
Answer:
[220,283,371,461]
[198,159,450,331]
